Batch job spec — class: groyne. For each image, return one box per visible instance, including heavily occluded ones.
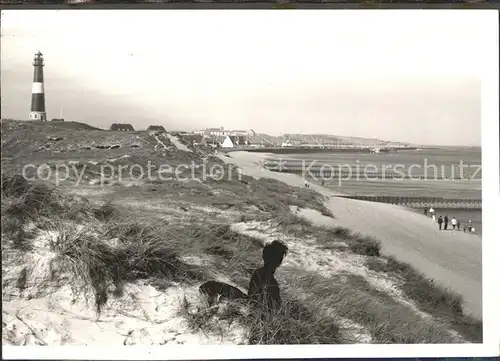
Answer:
[267,167,473,180]
[336,195,482,209]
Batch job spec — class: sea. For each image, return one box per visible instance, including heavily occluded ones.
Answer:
[265,147,482,235]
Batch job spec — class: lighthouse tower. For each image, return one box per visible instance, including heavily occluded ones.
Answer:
[29,51,47,122]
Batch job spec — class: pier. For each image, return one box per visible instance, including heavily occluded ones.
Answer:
[222,146,417,154]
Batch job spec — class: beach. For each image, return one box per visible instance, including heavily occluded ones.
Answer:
[223,151,483,319]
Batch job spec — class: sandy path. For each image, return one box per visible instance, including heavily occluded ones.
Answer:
[220,151,345,196]
[166,134,192,153]
[222,151,482,320]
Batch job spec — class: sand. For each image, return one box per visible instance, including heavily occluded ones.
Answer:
[166,134,192,153]
[222,151,482,320]
[2,230,246,346]
[1,149,481,348]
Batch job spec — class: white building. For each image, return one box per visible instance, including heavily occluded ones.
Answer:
[221,135,234,148]
[197,127,250,137]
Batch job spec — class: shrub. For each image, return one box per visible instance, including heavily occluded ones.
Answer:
[331,226,351,238]
[321,227,381,257]
[247,296,344,344]
[349,235,381,257]
[92,201,118,221]
[1,174,30,198]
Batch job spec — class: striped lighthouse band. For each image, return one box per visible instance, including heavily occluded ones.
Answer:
[32,62,44,83]
[30,51,46,121]
[31,70,46,113]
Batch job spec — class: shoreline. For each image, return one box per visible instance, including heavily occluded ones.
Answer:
[221,151,482,320]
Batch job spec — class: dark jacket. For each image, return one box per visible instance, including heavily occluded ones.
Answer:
[248,267,281,312]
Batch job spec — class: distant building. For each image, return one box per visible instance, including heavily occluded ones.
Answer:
[221,136,234,148]
[230,130,249,137]
[203,127,226,137]
[199,135,219,147]
[230,135,248,146]
[198,127,250,137]
[110,123,135,131]
[220,135,249,148]
[196,127,250,148]
[147,125,166,132]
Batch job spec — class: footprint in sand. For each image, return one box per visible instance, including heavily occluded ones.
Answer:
[160,336,177,344]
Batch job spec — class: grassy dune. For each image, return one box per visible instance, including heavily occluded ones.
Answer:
[1,120,482,345]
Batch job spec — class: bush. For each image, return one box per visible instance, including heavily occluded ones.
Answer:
[331,226,351,238]
[349,235,381,257]
[92,201,118,221]
[1,174,30,198]
[3,182,61,222]
[276,212,313,236]
[365,257,387,272]
[247,296,344,344]
[321,227,381,257]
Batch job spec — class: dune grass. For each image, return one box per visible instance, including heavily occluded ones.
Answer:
[274,214,481,342]
[1,174,481,344]
[285,270,459,344]
[180,291,347,345]
[1,175,346,344]
[365,256,482,342]
[290,224,382,257]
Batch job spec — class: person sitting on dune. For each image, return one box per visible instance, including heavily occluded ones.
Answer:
[248,240,289,313]
[198,240,289,315]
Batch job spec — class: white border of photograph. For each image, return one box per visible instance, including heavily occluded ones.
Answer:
[2,8,499,359]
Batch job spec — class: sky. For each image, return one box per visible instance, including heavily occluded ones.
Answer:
[0,10,493,146]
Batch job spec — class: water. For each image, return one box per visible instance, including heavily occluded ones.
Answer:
[269,147,481,179]
[264,147,483,235]
[265,147,482,200]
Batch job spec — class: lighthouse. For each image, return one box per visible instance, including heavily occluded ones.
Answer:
[29,51,47,122]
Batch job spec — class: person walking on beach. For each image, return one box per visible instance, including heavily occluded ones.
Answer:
[457,220,461,231]
[437,216,443,230]
[429,207,435,219]
[444,215,449,230]
[464,220,472,233]
[424,206,428,217]
[451,217,457,230]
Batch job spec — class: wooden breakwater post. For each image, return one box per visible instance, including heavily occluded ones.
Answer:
[338,195,482,209]
[268,167,469,180]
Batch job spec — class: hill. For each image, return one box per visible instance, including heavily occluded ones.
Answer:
[1,120,481,346]
[258,132,412,147]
